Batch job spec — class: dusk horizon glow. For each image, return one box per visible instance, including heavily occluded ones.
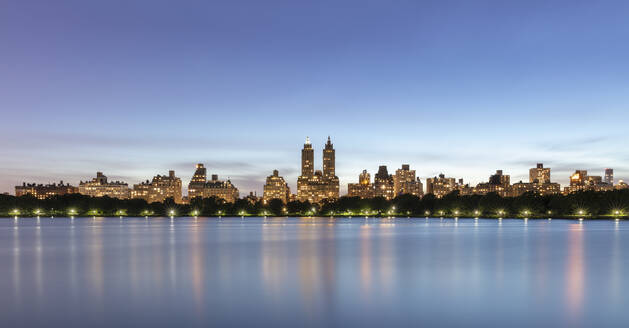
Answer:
[2,0,628,195]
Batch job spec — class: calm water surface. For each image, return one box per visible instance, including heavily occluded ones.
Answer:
[1,217,628,327]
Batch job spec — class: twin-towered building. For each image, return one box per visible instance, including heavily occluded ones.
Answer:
[296,137,339,203]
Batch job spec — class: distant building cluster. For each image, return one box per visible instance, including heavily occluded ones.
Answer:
[15,181,77,200]
[12,138,629,204]
[348,165,423,200]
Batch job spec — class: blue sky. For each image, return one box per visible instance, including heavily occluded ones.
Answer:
[1,0,628,195]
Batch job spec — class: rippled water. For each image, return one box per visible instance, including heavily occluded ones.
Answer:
[0,217,627,327]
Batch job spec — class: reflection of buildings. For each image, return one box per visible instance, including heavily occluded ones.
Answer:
[15,181,78,199]
[348,170,374,198]
[79,172,130,199]
[132,170,183,203]
[564,169,613,194]
[187,164,239,203]
[565,225,585,319]
[263,170,290,204]
[374,166,394,199]
[393,164,423,197]
[297,137,339,203]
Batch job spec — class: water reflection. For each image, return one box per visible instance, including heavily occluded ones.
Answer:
[565,224,585,323]
[0,217,628,327]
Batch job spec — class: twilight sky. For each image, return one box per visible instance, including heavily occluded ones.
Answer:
[1,0,628,195]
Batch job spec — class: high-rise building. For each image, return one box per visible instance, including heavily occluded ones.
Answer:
[301,137,314,177]
[15,181,78,199]
[263,170,290,204]
[132,170,183,204]
[605,168,614,185]
[297,137,340,203]
[348,169,374,198]
[425,174,459,198]
[186,164,239,203]
[188,164,207,199]
[323,137,335,178]
[78,172,130,199]
[529,163,551,184]
[374,165,395,200]
[393,164,423,197]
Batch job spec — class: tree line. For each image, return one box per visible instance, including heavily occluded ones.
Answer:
[1,189,628,218]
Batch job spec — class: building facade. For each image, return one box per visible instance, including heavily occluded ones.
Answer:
[605,168,614,185]
[78,172,130,199]
[374,165,395,200]
[297,137,339,203]
[132,170,183,204]
[263,170,290,203]
[393,164,423,197]
[529,163,551,184]
[425,174,460,198]
[15,181,78,199]
[187,164,239,203]
[347,169,375,198]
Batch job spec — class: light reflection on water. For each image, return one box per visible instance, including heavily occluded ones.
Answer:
[0,217,628,327]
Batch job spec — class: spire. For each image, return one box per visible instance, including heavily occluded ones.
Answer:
[327,136,331,145]
[305,136,311,145]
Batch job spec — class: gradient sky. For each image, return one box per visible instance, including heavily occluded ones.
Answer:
[1,0,628,195]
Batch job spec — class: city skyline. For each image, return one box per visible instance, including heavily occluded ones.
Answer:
[2,1,629,195]
[9,136,626,200]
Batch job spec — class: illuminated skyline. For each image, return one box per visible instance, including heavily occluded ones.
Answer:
[1,0,628,195]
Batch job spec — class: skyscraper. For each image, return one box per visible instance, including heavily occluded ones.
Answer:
[605,168,614,185]
[301,137,314,177]
[322,136,335,178]
[297,137,340,203]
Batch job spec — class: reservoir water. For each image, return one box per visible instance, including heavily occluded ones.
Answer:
[1,217,627,327]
